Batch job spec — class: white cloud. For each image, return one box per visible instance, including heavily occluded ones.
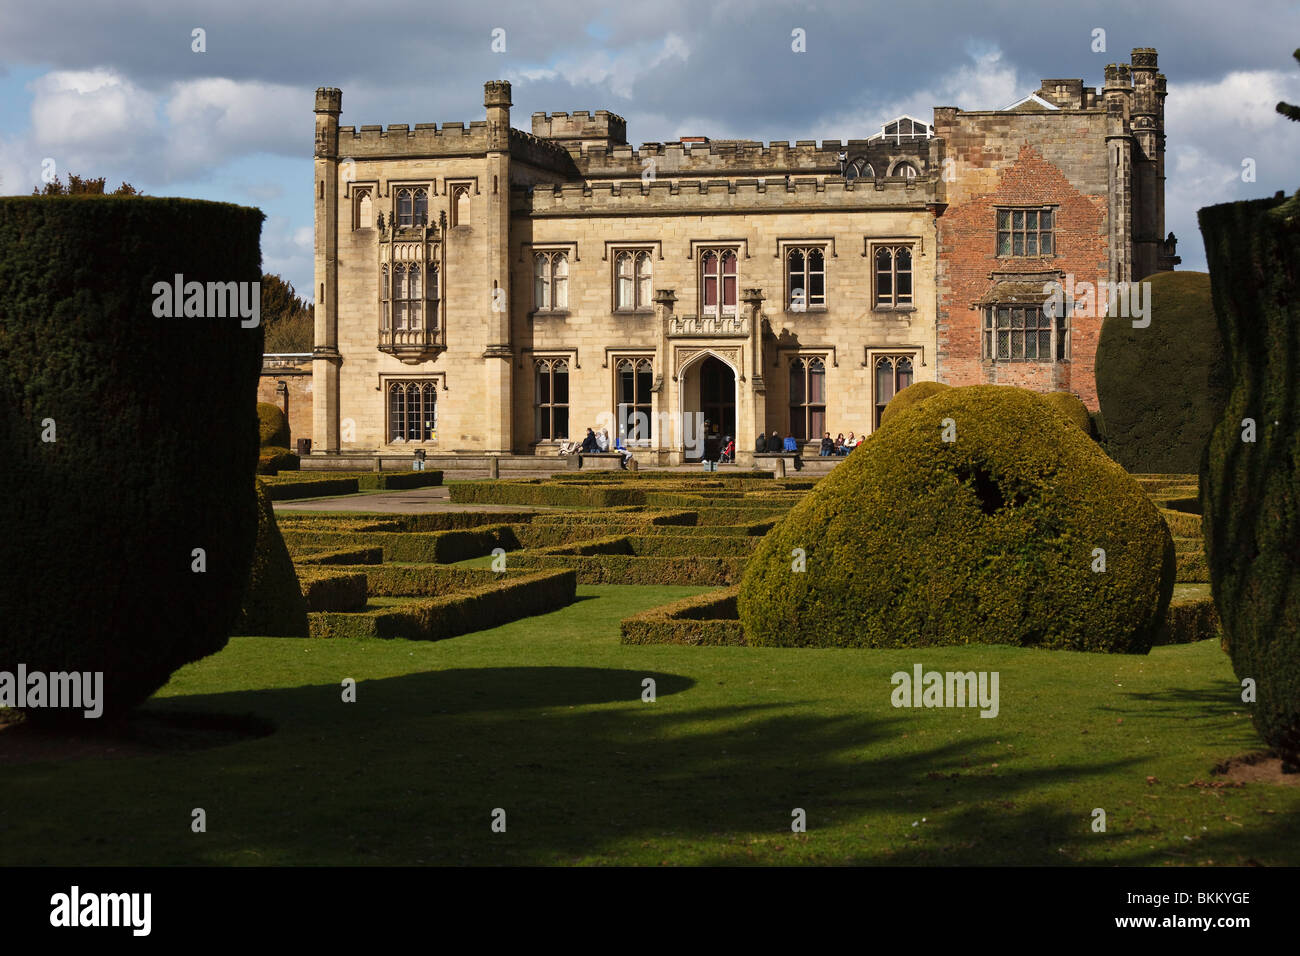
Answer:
[163,77,303,177]
[509,33,691,100]
[29,69,159,147]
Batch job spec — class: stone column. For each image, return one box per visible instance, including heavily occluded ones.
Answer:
[482,81,514,454]
[1103,64,1134,287]
[312,88,343,454]
[652,288,676,463]
[741,287,767,467]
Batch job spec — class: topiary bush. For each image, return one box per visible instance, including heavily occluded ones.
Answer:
[258,402,290,448]
[1041,391,1091,434]
[0,196,264,721]
[235,481,309,637]
[878,380,951,426]
[257,446,300,475]
[739,385,1175,651]
[1095,271,1228,472]
[1199,191,1300,770]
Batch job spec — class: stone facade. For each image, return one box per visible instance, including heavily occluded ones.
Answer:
[257,354,313,450]
[311,47,1171,462]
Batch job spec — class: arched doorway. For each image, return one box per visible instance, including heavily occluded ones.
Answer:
[680,353,737,461]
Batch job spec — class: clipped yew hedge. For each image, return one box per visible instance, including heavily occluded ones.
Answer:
[257,446,300,475]
[0,196,264,718]
[739,385,1175,651]
[293,546,383,566]
[264,475,358,499]
[509,553,745,586]
[309,569,576,640]
[258,402,290,447]
[448,481,644,508]
[879,380,951,426]
[1199,191,1300,769]
[620,588,746,646]
[1041,391,1092,434]
[236,482,309,636]
[1095,271,1228,473]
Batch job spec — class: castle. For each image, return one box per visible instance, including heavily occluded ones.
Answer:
[307,47,1175,466]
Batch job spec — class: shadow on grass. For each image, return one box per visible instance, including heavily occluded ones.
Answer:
[4,665,1295,866]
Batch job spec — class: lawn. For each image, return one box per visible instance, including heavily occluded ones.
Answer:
[3,584,1295,866]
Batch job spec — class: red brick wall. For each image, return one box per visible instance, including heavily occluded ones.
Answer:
[257,368,313,450]
[936,142,1109,410]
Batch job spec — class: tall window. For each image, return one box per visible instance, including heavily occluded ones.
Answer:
[996,208,1054,256]
[874,355,915,428]
[395,187,428,228]
[874,246,913,308]
[789,357,826,442]
[388,381,437,442]
[614,251,653,310]
[383,262,439,331]
[616,358,654,442]
[451,185,471,226]
[700,249,738,315]
[983,305,1068,361]
[844,159,875,181]
[534,251,569,311]
[786,247,826,311]
[534,358,570,440]
[354,188,373,229]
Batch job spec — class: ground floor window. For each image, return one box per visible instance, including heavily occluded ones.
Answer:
[873,354,915,428]
[789,356,827,442]
[616,357,653,441]
[983,305,1068,362]
[388,380,437,442]
[534,358,570,440]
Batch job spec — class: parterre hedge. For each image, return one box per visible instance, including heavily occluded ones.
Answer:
[620,588,746,646]
[257,446,299,475]
[0,196,265,718]
[508,553,746,585]
[264,476,359,499]
[308,569,576,640]
[1199,190,1300,769]
[448,481,645,508]
[293,546,384,566]
[739,385,1174,651]
[297,568,368,612]
[282,525,520,564]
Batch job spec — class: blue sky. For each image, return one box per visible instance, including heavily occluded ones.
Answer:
[1,0,1297,299]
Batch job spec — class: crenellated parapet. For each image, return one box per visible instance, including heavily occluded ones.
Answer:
[513,175,938,216]
[570,138,931,179]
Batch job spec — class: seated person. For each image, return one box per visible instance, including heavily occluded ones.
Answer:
[783,433,798,453]
[771,431,783,453]
[755,433,767,454]
[721,437,735,463]
[842,431,857,453]
[820,433,835,456]
[580,428,600,453]
[597,428,610,452]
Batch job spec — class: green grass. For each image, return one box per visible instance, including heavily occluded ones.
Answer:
[3,583,1295,866]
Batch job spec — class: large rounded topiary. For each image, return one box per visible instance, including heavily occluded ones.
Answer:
[0,196,265,721]
[739,385,1174,651]
[258,402,290,448]
[1041,391,1091,434]
[878,380,950,426]
[1199,192,1300,770]
[1095,271,1228,472]
[235,481,308,637]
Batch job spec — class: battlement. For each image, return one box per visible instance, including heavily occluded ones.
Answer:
[570,137,931,178]
[334,121,491,157]
[532,110,628,148]
[315,87,342,114]
[513,175,940,217]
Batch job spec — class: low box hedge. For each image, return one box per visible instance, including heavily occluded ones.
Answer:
[447,481,645,508]
[1154,590,1221,645]
[1176,550,1209,583]
[263,476,360,500]
[620,588,746,646]
[258,446,300,475]
[1160,508,1202,538]
[509,552,746,585]
[308,569,576,640]
[283,525,521,564]
[293,546,384,566]
[297,568,368,612]
[322,564,536,597]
